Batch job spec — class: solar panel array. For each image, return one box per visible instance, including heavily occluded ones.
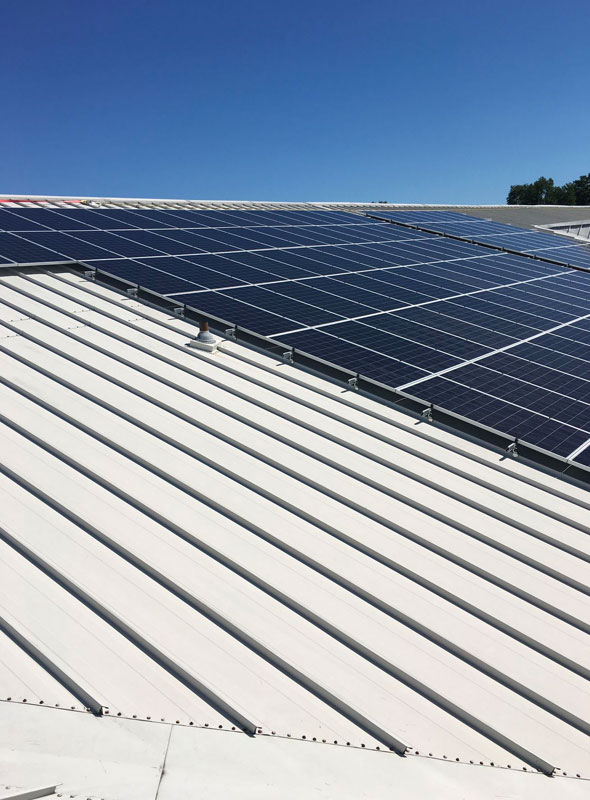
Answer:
[366,209,590,270]
[2,205,590,470]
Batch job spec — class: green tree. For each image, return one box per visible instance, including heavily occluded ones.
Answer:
[507,172,589,205]
[572,174,590,204]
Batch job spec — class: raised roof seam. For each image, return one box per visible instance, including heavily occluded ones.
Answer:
[1,319,588,633]
[41,270,590,518]
[1,459,587,737]
[2,257,588,777]
[29,272,590,542]
[0,613,104,715]
[0,522,557,776]
[1,394,586,683]
[0,468,409,755]
[9,277,590,571]
[0,523,258,735]
[1,392,585,692]
[3,279,588,592]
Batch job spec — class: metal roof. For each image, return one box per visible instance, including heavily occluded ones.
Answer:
[2,194,590,229]
[1,262,589,798]
[540,219,590,243]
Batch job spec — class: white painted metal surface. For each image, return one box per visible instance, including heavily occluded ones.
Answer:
[0,267,589,797]
[2,704,590,800]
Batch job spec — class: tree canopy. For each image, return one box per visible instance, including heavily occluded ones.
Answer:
[507,173,590,205]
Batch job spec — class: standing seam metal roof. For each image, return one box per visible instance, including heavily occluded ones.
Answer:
[0,263,589,796]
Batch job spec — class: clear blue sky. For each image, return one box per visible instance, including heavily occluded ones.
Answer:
[1,0,588,203]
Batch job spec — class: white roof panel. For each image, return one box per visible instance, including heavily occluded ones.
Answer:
[0,265,588,796]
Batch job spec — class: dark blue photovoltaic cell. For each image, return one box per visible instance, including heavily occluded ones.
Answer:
[320,224,407,243]
[261,281,375,318]
[480,289,575,323]
[224,251,322,279]
[484,351,590,402]
[532,332,590,360]
[135,257,250,289]
[505,284,590,315]
[425,363,590,428]
[333,244,413,267]
[511,341,590,371]
[0,210,54,231]
[573,444,590,466]
[7,204,590,464]
[270,209,366,226]
[555,325,590,348]
[445,295,549,337]
[551,271,590,297]
[278,328,428,387]
[222,285,343,328]
[359,314,488,360]
[42,208,112,229]
[160,210,249,227]
[394,305,516,350]
[90,208,188,229]
[204,210,288,227]
[0,233,65,263]
[183,229,269,250]
[300,277,401,310]
[14,231,145,260]
[172,291,297,335]
[533,246,590,269]
[0,207,99,231]
[84,259,209,294]
[405,263,492,291]
[366,210,479,224]
[423,221,528,237]
[263,227,343,245]
[225,229,300,248]
[366,209,590,274]
[476,232,567,249]
[87,208,194,229]
[568,317,590,334]
[140,229,227,250]
[306,320,462,373]
[182,263,273,287]
[405,374,590,456]
[332,272,433,306]
[93,229,200,255]
[270,248,362,272]
[182,253,286,281]
[195,210,292,227]
[364,270,452,300]
[464,293,557,329]
[491,253,562,277]
[383,240,474,260]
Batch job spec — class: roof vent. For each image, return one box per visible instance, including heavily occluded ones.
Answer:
[187,320,218,352]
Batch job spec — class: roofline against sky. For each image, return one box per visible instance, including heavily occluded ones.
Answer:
[2,193,590,209]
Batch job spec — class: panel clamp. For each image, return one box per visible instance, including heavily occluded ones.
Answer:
[347,375,359,391]
[225,327,237,340]
[421,404,433,422]
[126,286,138,298]
[173,306,185,317]
[506,439,518,458]
[282,350,294,364]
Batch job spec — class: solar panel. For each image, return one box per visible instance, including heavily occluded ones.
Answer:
[366,208,590,271]
[3,205,590,470]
